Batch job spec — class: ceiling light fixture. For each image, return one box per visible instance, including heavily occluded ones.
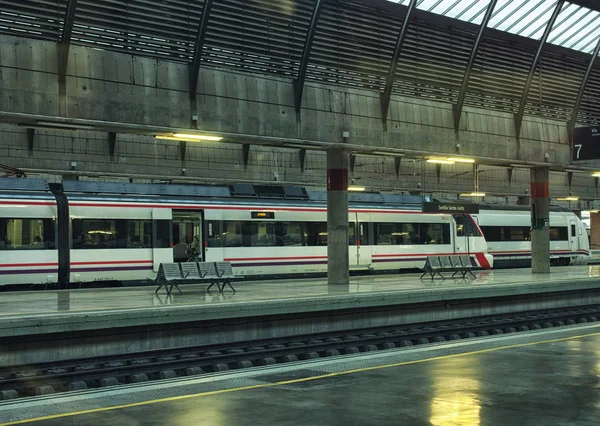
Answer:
[460,192,486,197]
[447,157,475,163]
[556,196,579,201]
[427,159,455,165]
[155,133,222,142]
[348,186,366,192]
[371,151,405,157]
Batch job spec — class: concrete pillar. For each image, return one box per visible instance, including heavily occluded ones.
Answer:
[530,167,550,274]
[327,148,349,284]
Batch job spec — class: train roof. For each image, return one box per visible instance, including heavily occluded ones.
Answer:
[0,179,578,214]
[477,204,573,213]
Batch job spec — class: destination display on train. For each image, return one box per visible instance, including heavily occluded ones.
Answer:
[422,202,479,214]
[573,126,600,161]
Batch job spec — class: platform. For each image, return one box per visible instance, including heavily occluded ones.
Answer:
[2,266,600,338]
[3,321,600,425]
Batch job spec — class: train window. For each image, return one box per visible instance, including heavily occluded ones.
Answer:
[455,215,479,237]
[420,223,450,245]
[208,221,364,247]
[550,227,568,241]
[480,226,531,242]
[278,222,304,246]
[305,222,327,246]
[72,219,161,249]
[571,224,576,237]
[127,220,152,248]
[357,222,368,245]
[0,218,55,250]
[222,222,243,247]
[246,222,277,247]
[455,215,465,237]
[375,223,449,245]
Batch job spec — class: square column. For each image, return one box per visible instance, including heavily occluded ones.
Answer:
[327,148,349,284]
[530,167,550,274]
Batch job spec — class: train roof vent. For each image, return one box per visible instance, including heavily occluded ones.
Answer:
[381,194,424,205]
[254,185,285,198]
[349,192,384,203]
[281,186,308,200]
[0,178,50,192]
[229,183,257,198]
[307,190,327,202]
[63,181,127,194]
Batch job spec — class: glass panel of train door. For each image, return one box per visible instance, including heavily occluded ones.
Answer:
[172,211,203,262]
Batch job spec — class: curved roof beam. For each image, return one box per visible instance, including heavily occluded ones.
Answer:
[58,0,78,79]
[189,0,215,101]
[294,0,324,113]
[514,0,565,139]
[380,0,418,124]
[453,0,498,131]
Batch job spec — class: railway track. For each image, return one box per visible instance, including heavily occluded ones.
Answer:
[2,304,600,400]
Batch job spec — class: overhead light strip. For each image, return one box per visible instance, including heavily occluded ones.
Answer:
[156,134,222,142]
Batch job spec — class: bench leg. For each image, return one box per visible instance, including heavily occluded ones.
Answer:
[223,280,235,292]
[437,271,445,280]
[207,281,222,293]
[155,283,164,294]
[468,270,476,278]
[172,283,183,295]
[452,271,458,278]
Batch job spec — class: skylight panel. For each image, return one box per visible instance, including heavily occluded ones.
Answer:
[386,0,599,54]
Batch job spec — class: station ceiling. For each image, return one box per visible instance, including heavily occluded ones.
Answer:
[388,0,600,53]
[0,0,598,128]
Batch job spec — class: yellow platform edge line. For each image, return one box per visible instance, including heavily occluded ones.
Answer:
[3,329,600,425]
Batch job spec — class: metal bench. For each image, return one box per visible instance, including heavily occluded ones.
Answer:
[420,255,476,280]
[154,263,185,295]
[214,261,244,292]
[155,261,244,295]
[454,255,476,278]
[420,256,444,280]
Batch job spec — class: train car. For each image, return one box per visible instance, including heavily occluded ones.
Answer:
[473,205,590,267]
[0,179,59,286]
[0,179,492,287]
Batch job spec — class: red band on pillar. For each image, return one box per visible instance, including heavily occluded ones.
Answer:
[530,182,549,198]
[327,168,348,191]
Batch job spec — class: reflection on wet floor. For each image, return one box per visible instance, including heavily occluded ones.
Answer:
[1,265,600,317]
[20,327,600,426]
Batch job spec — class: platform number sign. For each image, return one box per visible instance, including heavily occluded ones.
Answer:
[573,126,600,161]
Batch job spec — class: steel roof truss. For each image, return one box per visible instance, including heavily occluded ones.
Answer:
[294,0,324,113]
[453,0,498,131]
[380,0,418,124]
[189,0,215,100]
[514,0,565,138]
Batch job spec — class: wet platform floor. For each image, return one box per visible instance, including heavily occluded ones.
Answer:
[2,265,600,317]
[5,323,600,426]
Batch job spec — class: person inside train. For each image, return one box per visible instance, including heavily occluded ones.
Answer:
[31,236,44,249]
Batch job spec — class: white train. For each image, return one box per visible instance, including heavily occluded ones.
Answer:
[0,179,587,287]
[474,206,590,267]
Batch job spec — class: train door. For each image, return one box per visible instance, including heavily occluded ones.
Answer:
[570,220,579,252]
[152,208,173,272]
[453,214,478,255]
[351,214,371,268]
[172,210,204,262]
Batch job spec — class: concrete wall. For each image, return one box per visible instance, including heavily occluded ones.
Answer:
[0,35,598,203]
